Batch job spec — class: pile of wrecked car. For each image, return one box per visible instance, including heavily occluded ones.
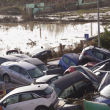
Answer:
[0,45,110,110]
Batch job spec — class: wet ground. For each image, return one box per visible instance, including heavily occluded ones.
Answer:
[0,7,110,24]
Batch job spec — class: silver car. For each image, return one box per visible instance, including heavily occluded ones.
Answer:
[0,61,45,85]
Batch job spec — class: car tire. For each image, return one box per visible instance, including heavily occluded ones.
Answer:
[35,107,48,110]
[3,74,10,83]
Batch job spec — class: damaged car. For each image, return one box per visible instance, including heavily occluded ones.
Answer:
[58,53,79,71]
[94,84,110,106]
[50,71,98,99]
[63,65,101,87]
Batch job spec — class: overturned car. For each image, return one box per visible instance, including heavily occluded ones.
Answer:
[50,71,100,99]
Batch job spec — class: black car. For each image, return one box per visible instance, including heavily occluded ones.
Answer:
[30,48,52,61]
[50,71,95,99]
[20,58,48,72]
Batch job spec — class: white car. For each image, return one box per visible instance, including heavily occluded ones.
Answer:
[0,84,59,110]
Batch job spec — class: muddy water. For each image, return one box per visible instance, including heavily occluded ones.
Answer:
[0,22,106,54]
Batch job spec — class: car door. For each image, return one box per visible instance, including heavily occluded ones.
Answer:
[92,51,104,61]
[8,65,21,84]
[2,94,20,110]
[19,67,32,84]
[16,93,36,110]
[62,56,70,70]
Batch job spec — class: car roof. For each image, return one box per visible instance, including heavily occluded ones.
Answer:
[12,54,30,58]
[0,55,20,61]
[64,53,79,64]
[87,45,110,54]
[0,84,48,102]
[20,58,44,66]
[52,71,88,91]
[1,61,37,70]
[36,74,60,83]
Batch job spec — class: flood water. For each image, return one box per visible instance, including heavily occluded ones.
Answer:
[0,22,106,54]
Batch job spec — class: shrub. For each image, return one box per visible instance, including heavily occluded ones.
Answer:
[95,26,110,49]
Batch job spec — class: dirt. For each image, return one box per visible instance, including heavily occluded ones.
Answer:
[0,4,110,24]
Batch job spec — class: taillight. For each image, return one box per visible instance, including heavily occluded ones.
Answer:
[83,53,87,55]
[0,66,1,69]
[43,94,51,98]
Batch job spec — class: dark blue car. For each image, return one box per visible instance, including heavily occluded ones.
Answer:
[94,84,110,106]
[58,53,79,71]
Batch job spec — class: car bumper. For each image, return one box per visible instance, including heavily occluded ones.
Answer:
[49,97,59,110]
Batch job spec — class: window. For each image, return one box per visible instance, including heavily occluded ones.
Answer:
[20,68,28,76]
[60,85,74,98]
[9,66,14,70]
[63,57,69,65]
[27,67,44,78]
[50,77,57,84]
[106,55,110,60]
[3,95,19,105]
[0,58,6,64]
[92,51,104,60]
[69,61,76,66]
[74,81,86,90]
[37,64,48,71]
[21,93,33,101]
[32,93,40,98]
[13,66,20,73]
[44,86,53,94]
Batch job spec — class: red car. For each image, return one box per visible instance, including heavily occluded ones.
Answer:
[64,62,98,75]
[83,62,98,69]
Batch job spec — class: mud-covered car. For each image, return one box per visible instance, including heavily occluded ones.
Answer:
[50,71,96,99]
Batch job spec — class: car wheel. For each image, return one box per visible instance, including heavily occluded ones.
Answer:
[39,108,47,110]
[36,107,47,110]
[3,74,10,83]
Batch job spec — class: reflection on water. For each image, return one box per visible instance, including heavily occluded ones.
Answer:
[0,22,105,54]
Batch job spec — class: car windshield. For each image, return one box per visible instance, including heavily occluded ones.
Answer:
[50,83,61,96]
[37,64,48,71]
[100,85,110,98]
[27,67,44,78]
[44,86,53,95]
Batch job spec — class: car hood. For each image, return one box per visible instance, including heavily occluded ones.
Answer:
[94,96,110,104]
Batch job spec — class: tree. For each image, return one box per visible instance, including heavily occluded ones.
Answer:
[95,26,110,49]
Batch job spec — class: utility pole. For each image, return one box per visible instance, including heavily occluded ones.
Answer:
[97,0,100,47]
